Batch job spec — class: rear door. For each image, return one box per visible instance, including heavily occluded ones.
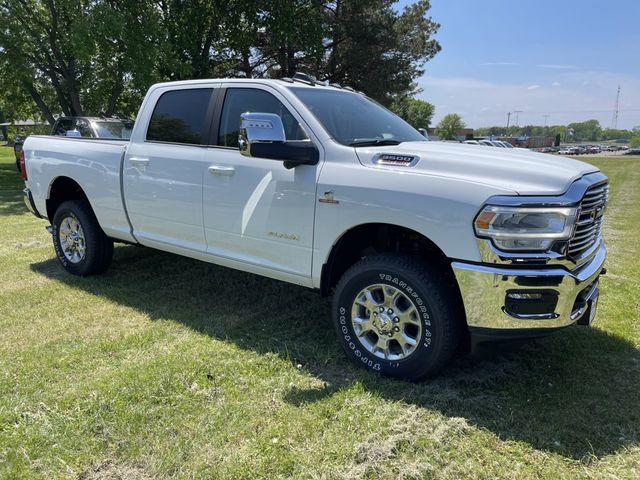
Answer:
[123,86,218,252]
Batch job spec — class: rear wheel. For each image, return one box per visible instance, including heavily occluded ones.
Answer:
[51,200,113,276]
[332,254,462,380]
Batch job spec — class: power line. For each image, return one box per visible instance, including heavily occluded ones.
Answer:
[513,110,523,126]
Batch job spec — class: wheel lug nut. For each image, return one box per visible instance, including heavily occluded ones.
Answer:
[387,308,393,314]
[393,326,400,332]
[379,306,385,313]
[388,332,393,337]
[373,312,378,316]
[393,317,399,323]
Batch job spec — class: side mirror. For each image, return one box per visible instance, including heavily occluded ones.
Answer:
[239,112,318,169]
[418,128,428,139]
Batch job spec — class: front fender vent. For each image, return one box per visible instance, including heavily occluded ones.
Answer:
[374,153,419,167]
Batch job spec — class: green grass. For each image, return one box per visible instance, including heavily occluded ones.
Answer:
[0,145,639,479]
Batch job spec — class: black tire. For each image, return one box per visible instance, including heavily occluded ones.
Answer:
[332,254,462,380]
[51,200,113,276]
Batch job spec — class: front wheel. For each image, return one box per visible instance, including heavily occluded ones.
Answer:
[51,200,113,276]
[332,255,462,380]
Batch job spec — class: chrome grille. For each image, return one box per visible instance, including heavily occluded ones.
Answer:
[568,181,609,258]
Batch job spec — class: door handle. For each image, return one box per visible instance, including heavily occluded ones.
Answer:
[129,157,150,166]
[208,165,235,176]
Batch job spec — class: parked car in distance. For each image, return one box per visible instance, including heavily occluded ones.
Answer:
[13,135,25,173]
[20,75,608,380]
[51,116,134,139]
[558,147,578,155]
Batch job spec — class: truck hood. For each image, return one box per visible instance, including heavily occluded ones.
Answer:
[355,141,599,195]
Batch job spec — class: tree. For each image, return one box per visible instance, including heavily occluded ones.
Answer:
[0,0,441,121]
[630,136,640,148]
[554,133,561,147]
[601,128,633,141]
[0,0,160,122]
[567,120,601,142]
[391,97,434,129]
[435,113,465,140]
[319,0,440,105]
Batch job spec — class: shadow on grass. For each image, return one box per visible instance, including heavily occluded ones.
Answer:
[0,162,28,217]
[31,245,640,460]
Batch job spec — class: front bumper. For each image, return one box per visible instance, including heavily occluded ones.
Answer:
[452,242,606,336]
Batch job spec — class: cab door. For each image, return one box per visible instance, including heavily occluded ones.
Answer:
[202,85,322,278]
[123,86,218,252]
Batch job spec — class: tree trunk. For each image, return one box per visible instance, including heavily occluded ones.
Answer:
[105,76,123,116]
[23,82,56,126]
[326,0,342,81]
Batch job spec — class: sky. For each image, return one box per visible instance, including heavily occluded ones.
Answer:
[396,0,640,129]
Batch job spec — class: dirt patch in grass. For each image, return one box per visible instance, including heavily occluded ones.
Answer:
[339,407,470,479]
[78,459,152,480]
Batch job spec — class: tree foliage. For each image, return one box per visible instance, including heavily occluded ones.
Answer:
[435,113,465,140]
[391,97,434,129]
[567,120,601,142]
[0,0,440,124]
[630,135,640,149]
[474,122,636,143]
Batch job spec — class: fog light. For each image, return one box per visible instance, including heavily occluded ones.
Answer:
[507,292,543,300]
[504,290,559,318]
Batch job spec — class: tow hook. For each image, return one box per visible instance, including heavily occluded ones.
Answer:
[46,225,53,234]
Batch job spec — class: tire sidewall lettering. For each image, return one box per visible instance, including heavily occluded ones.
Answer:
[337,270,435,372]
[52,222,69,267]
[52,207,88,273]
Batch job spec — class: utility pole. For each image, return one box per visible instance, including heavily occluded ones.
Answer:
[513,110,523,127]
[543,114,549,128]
[611,85,620,129]
[506,112,511,130]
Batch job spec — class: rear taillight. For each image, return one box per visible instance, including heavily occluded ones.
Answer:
[19,150,27,180]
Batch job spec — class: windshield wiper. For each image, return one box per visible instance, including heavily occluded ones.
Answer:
[348,139,403,147]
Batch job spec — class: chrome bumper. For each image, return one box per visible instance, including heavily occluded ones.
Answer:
[452,242,606,331]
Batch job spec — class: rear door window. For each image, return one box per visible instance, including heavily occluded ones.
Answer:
[146,89,214,145]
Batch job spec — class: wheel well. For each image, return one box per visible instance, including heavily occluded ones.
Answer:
[46,177,89,222]
[321,223,457,297]
[321,223,469,348]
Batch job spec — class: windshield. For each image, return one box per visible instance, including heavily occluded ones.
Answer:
[289,87,425,146]
[93,121,133,139]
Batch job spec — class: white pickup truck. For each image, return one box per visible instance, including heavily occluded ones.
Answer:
[21,75,608,379]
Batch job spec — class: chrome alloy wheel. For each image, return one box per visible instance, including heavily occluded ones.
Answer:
[59,215,86,263]
[351,284,423,361]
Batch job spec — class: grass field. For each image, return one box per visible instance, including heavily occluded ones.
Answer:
[0,145,639,479]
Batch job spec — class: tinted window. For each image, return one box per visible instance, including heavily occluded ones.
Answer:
[147,89,213,145]
[52,118,73,136]
[290,88,424,146]
[218,88,307,148]
[94,121,133,139]
[74,119,93,137]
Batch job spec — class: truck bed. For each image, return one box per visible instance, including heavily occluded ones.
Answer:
[24,135,134,242]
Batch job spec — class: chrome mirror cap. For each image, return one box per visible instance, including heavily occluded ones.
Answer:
[239,112,286,157]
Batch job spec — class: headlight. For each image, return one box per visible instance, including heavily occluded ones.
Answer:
[474,206,578,252]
